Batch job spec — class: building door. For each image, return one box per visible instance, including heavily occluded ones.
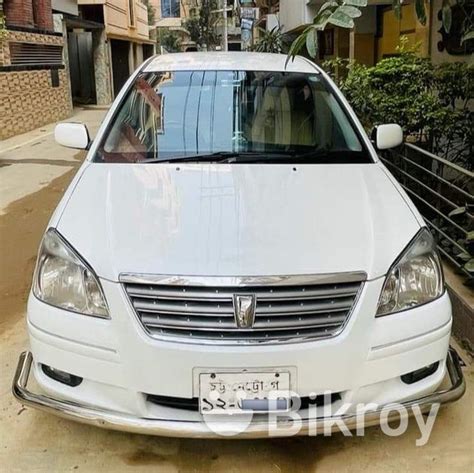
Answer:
[68,32,96,104]
[143,44,154,60]
[110,39,130,98]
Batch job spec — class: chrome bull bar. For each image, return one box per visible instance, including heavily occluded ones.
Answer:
[12,348,465,439]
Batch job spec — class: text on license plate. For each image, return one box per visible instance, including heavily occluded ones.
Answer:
[199,371,290,415]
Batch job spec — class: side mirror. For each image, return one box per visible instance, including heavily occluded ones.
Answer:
[373,124,403,150]
[54,122,90,149]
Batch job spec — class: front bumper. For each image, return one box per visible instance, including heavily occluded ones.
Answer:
[12,348,465,439]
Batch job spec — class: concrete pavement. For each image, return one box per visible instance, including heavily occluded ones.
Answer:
[0,108,106,212]
[0,110,472,472]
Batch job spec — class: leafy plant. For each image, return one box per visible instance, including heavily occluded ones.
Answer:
[142,0,156,26]
[322,41,473,168]
[183,0,220,50]
[288,0,368,60]
[159,30,182,53]
[252,25,286,54]
[455,0,474,43]
[432,61,473,166]
[444,207,474,278]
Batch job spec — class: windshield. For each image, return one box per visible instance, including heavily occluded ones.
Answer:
[95,70,371,164]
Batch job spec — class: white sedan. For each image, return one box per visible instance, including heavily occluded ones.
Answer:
[13,53,465,438]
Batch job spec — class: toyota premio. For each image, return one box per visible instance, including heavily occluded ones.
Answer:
[13,53,465,438]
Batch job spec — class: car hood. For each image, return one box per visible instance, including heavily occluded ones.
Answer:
[57,163,420,281]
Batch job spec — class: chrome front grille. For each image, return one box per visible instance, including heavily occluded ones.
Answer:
[122,274,365,344]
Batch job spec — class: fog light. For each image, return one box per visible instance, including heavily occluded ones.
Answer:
[41,364,83,387]
[401,362,439,385]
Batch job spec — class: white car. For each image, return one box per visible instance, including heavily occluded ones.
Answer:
[13,53,465,438]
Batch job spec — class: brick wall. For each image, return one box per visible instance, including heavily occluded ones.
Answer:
[0,30,72,140]
[3,0,54,31]
[3,0,35,28]
[32,0,53,31]
[0,68,72,139]
[0,29,63,66]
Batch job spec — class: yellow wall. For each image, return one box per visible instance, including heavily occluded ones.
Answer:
[354,33,375,66]
[105,0,149,40]
[79,0,150,41]
[377,1,430,60]
[319,28,349,62]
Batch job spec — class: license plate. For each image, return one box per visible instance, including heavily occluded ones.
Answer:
[199,370,290,415]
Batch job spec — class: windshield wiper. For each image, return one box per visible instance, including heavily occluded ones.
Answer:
[228,149,373,164]
[220,149,330,163]
[139,149,366,164]
[142,151,265,163]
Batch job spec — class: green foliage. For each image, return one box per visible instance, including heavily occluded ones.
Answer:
[442,0,452,33]
[252,26,286,54]
[159,30,182,53]
[323,41,473,167]
[393,0,402,19]
[457,0,474,43]
[414,0,427,25]
[462,30,474,44]
[183,0,220,50]
[431,61,473,165]
[447,211,474,277]
[142,0,156,26]
[183,17,202,44]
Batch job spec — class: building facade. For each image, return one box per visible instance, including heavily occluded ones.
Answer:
[0,0,73,140]
[0,0,155,140]
[278,0,473,66]
[67,0,154,105]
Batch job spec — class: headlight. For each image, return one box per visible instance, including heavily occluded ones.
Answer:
[376,228,444,317]
[33,229,109,318]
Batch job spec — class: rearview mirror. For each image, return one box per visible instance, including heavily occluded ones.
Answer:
[54,122,90,149]
[374,124,403,150]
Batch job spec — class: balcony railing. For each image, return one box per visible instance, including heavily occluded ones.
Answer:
[381,143,473,284]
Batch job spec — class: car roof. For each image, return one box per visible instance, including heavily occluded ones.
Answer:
[143,52,320,74]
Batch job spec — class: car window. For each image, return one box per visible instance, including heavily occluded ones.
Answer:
[96,70,371,163]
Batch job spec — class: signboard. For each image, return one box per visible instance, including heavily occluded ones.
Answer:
[241,18,254,30]
[240,7,259,21]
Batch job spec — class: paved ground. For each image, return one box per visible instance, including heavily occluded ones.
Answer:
[0,110,472,472]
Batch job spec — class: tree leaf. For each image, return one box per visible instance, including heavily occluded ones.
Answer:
[448,206,466,218]
[442,0,452,33]
[319,1,338,14]
[461,30,474,44]
[344,0,368,6]
[316,7,334,24]
[328,9,355,28]
[464,259,474,273]
[456,252,471,263]
[306,28,319,58]
[339,5,362,18]
[392,0,401,20]
[286,28,311,64]
[415,0,427,25]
